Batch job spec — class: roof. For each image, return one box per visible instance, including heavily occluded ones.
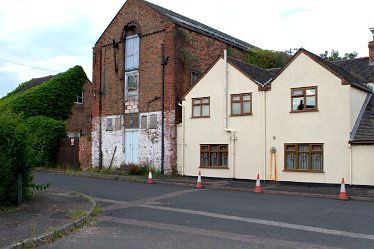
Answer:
[143,1,256,50]
[332,57,374,84]
[227,57,273,85]
[350,94,374,144]
[268,48,372,92]
[15,75,54,94]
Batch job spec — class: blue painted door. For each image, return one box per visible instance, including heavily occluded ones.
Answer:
[125,129,139,164]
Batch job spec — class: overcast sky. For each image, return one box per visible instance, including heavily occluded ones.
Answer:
[0,0,373,97]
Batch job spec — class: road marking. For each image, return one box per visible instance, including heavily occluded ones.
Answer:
[100,216,341,249]
[140,204,374,241]
[97,189,201,211]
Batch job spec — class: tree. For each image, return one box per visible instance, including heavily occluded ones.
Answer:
[245,48,296,69]
[319,50,358,61]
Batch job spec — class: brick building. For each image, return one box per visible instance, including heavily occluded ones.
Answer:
[92,0,256,171]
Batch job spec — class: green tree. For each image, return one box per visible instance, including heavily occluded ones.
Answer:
[319,50,358,61]
[245,49,296,69]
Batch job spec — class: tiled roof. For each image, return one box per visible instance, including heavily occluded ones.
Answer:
[227,57,273,85]
[332,57,374,84]
[15,75,54,94]
[143,1,256,50]
[351,94,374,144]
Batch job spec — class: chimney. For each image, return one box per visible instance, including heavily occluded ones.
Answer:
[369,28,374,65]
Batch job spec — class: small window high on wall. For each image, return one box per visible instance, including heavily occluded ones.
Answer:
[125,35,139,70]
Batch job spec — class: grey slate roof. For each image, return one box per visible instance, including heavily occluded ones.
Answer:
[227,57,273,84]
[143,1,256,50]
[351,94,374,144]
[15,75,54,94]
[332,57,374,84]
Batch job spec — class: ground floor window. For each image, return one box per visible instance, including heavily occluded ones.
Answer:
[284,143,323,172]
[200,144,228,168]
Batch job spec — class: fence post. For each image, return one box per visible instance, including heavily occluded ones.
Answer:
[17,173,22,206]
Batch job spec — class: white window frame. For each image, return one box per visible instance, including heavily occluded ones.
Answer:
[125,35,139,70]
[75,92,83,104]
[124,71,139,100]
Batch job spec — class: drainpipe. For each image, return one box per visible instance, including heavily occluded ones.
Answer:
[349,144,352,186]
[178,102,185,176]
[263,90,267,183]
[223,50,236,178]
[161,44,170,175]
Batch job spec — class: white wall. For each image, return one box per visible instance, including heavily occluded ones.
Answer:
[352,145,374,186]
[266,53,352,184]
[181,58,264,179]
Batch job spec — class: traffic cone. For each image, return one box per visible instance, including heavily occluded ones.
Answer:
[254,174,262,193]
[195,171,204,189]
[147,168,154,184]
[338,178,348,200]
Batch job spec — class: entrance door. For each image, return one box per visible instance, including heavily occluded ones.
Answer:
[125,129,139,164]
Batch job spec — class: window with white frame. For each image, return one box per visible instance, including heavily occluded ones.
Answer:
[75,92,83,104]
[125,71,139,98]
[125,35,139,70]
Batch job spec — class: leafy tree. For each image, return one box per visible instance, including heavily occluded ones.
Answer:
[319,50,358,61]
[245,48,296,69]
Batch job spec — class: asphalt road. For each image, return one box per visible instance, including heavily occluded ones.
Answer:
[34,172,374,249]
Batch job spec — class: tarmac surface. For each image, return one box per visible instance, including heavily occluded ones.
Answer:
[1,169,374,249]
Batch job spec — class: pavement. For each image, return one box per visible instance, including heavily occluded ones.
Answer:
[2,168,374,249]
[0,188,96,249]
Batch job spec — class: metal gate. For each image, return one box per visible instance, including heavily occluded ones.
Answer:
[125,130,139,164]
[55,137,79,167]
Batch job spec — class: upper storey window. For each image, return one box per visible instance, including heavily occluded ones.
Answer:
[125,35,139,70]
[291,86,317,112]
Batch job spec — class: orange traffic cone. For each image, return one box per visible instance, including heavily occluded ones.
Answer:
[254,174,262,193]
[147,168,154,184]
[338,178,348,200]
[195,171,204,189]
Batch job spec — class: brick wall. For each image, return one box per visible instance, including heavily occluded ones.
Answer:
[369,33,374,64]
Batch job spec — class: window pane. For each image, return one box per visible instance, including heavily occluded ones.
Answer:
[219,145,228,152]
[193,106,201,117]
[232,103,241,115]
[298,145,309,151]
[298,153,309,170]
[193,99,201,105]
[306,96,316,109]
[125,37,139,69]
[202,98,209,104]
[292,89,302,95]
[311,153,322,171]
[220,152,228,166]
[201,152,209,166]
[232,96,240,101]
[242,95,251,101]
[242,102,251,113]
[210,152,218,166]
[201,145,209,151]
[286,145,296,151]
[202,105,209,116]
[127,74,138,88]
[286,152,296,169]
[306,88,315,95]
[292,97,304,110]
[210,145,218,151]
[311,145,322,151]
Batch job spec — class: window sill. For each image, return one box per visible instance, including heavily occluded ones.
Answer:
[191,116,210,119]
[290,109,319,113]
[283,169,324,173]
[230,113,252,117]
[199,166,229,169]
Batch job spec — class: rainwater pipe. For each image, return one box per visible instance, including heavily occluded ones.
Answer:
[223,50,237,179]
[178,101,185,176]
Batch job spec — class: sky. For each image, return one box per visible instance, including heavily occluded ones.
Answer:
[0,0,373,97]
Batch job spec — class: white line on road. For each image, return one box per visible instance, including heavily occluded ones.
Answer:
[100,216,342,249]
[140,204,374,241]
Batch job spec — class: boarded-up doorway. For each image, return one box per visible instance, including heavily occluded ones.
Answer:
[56,137,79,167]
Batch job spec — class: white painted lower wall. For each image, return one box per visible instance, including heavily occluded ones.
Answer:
[351,145,374,186]
[92,111,176,171]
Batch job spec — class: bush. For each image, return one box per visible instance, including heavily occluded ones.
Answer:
[24,116,66,168]
[0,114,31,205]
[120,163,160,176]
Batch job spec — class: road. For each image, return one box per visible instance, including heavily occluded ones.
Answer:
[34,172,374,249]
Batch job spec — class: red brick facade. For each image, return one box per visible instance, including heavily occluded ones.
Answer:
[92,0,249,170]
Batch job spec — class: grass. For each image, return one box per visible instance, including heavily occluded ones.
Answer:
[0,205,19,212]
[91,204,101,217]
[69,209,86,219]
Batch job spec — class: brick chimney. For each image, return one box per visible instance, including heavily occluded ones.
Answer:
[369,28,374,65]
